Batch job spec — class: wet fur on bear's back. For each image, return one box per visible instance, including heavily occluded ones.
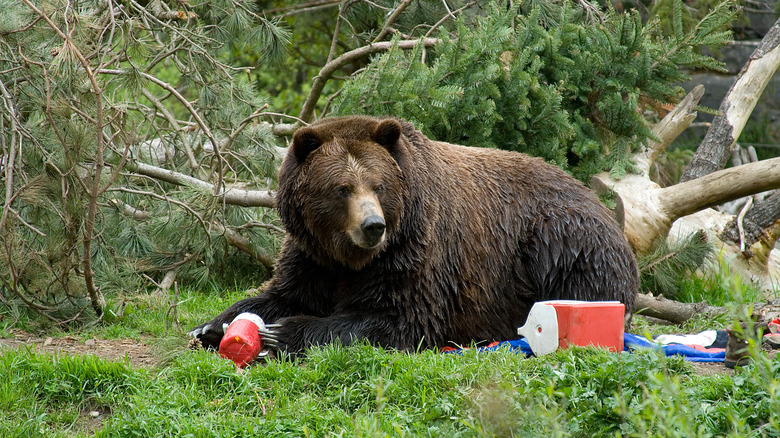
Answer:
[193,116,638,353]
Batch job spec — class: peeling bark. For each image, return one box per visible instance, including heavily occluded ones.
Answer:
[720,191,780,250]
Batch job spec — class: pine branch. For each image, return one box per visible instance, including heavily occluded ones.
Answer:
[298,37,439,123]
[236,221,286,235]
[108,192,276,269]
[21,0,108,316]
[98,67,228,197]
[146,0,197,21]
[373,0,413,43]
[265,0,340,18]
[139,87,200,172]
[211,221,276,270]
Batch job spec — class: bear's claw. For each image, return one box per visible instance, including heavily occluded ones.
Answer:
[259,323,282,350]
[187,325,207,339]
[187,322,229,350]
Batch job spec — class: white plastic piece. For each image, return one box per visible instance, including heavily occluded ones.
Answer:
[231,312,266,331]
[517,302,559,356]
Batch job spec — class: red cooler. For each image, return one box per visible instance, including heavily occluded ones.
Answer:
[541,300,625,352]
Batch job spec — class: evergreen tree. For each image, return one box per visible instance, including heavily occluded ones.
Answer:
[333,1,737,181]
[0,0,286,323]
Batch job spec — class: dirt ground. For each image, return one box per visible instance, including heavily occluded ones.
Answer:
[689,360,735,376]
[0,329,159,368]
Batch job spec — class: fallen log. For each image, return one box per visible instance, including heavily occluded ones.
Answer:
[633,293,727,325]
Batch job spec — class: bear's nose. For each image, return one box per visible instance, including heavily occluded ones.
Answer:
[361,215,386,245]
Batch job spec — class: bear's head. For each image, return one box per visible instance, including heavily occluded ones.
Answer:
[278,117,407,270]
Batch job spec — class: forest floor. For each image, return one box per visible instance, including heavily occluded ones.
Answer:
[0,329,158,368]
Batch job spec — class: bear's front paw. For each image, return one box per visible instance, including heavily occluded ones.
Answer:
[260,315,325,356]
[258,323,285,352]
[188,321,229,350]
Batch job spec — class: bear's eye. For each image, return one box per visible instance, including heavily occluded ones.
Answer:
[374,184,384,195]
[337,186,351,198]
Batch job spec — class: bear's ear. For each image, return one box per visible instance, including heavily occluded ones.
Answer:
[291,127,322,163]
[372,119,402,150]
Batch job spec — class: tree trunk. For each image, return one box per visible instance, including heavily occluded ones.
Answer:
[593,157,780,254]
[721,191,780,244]
[593,18,780,286]
[634,294,780,326]
[680,18,780,182]
[151,270,177,301]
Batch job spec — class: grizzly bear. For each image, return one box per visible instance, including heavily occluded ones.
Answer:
[190,116,638,354]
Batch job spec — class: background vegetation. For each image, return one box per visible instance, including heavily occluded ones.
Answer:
[0,0,755,325]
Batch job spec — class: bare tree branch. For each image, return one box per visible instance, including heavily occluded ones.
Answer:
[373,0,413,43]
[661,157,780,218]
[634,293,726,324]
[151,269,177,300]
[0,80,19,234]
[124,160,276,208]
[634,85,705,176]
[110,198,151,220]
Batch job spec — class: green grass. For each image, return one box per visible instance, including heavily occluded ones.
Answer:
[1,271,779,437]
[676,253,770,307]
[0,341,779,437]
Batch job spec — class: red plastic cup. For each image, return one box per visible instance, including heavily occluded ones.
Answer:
[218,313,265,368]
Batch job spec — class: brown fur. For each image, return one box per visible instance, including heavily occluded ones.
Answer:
[191,116,638,354]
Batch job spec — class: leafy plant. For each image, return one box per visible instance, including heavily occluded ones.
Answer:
[0,0,286,323]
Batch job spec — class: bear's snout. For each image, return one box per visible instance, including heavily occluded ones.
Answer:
[361,215,386,246]
[346,193,386,249]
